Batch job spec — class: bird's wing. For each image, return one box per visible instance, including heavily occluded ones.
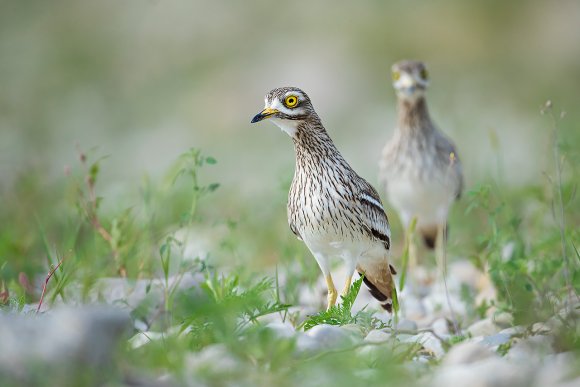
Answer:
[357,259,396,312]
[354,178,391,251]
[435,131,464,200]
[289,220,302,241]
[348,174,397,312]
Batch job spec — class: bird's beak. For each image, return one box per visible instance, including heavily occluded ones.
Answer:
[251,107,279,123]
[398,73,416,89]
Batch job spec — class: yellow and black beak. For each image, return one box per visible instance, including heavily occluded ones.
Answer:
[251,107,279,123]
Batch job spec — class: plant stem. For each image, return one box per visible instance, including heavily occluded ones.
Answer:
[547,105,573,300]
[36,256,65,313]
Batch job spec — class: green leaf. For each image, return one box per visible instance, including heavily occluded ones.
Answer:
[301,275,364,331]
[89,162,99,182]
[205,156,217,165]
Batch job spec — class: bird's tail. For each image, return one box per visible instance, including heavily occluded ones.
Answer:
[357,261,398,313]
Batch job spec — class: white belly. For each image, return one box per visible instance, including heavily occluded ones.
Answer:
[386,171,454,228]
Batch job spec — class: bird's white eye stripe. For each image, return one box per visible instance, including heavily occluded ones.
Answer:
[360,193,384,211]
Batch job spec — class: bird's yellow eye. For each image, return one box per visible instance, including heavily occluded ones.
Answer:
[284,95,298,108]
[392,71,401,81]
[420,69,429,80]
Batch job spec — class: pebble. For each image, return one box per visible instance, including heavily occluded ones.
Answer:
[506,335,554,363]
[296,324,359,353]
[479,333,511,348]
[0,306,130,385]
[430,357,532,387]
[492,311,514,328]
[185,344,241,374]
[401,332,445,358]
[396,318,418,332]
[499,325,526,336]
[443,340,497,366]
[531,321,552,334]
[295,334,319,353]
[364,329,391,343]
[533,352,576,387]
[401,295,427,320]
[264,321,296,339]
[174,224,229,264]
[466,318,499,337]
[431,317,450,336]
[423,290,467,318]
[448,261,481,289]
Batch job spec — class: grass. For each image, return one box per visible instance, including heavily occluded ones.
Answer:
[1,102,579,385]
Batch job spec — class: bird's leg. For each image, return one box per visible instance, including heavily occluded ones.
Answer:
[435,223,447,280]
[325,274,338,310]
[340,258,357,300]
[340,273,353,298]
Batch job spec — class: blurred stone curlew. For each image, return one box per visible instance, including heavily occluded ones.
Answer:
[251,87,397,311]
[379,61,463,272]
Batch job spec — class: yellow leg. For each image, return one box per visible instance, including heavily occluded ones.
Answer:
[340,274,353,298]
[435,223,446,280]
[325,274,338,310]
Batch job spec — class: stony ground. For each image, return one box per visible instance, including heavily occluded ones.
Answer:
[2,255,578,387]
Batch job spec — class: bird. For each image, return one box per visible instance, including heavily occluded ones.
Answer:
[251,87,397,312]
[379,60,463,273]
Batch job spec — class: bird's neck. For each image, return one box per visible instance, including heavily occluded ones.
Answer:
[292,119,346,172]
[396,96,433,134]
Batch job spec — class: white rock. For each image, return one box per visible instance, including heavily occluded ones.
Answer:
[129,331,164,349]
[396,318,418,332]
[295,333,319,353]
[185,344,241,374]
[531,322,552,334]
[298,281,326,309]
[364,329,391,343]
[449,260,481,289]
[84,272,204,311]
[264,322,295,339]
[431,318,450,336]
[401,295,426,320]
[401,332,445,358]
[467,318,499,337]
[506,335,554,363]
[479,333,511,349]
[129,325,187,349]
[492,311,514,328]
[546,315,565,331]
[305,324,358,349]
[339,323,365,339]
[402,267,433,297]
[174,224,229,263]
[443,340,497,366]
[423,288,467,319]
[430,357,532,387]
[0,306,130,385]
[533,352,576,387]
[499,326,526,336]
[501,242,516,261]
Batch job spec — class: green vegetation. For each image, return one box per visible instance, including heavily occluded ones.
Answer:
[1,108,578,383]
[1,1,579,385]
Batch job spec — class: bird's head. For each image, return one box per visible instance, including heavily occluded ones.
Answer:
[251,87,316,137]
[391,60,429,101]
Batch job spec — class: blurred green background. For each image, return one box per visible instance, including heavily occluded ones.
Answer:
[1,0,579,274]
